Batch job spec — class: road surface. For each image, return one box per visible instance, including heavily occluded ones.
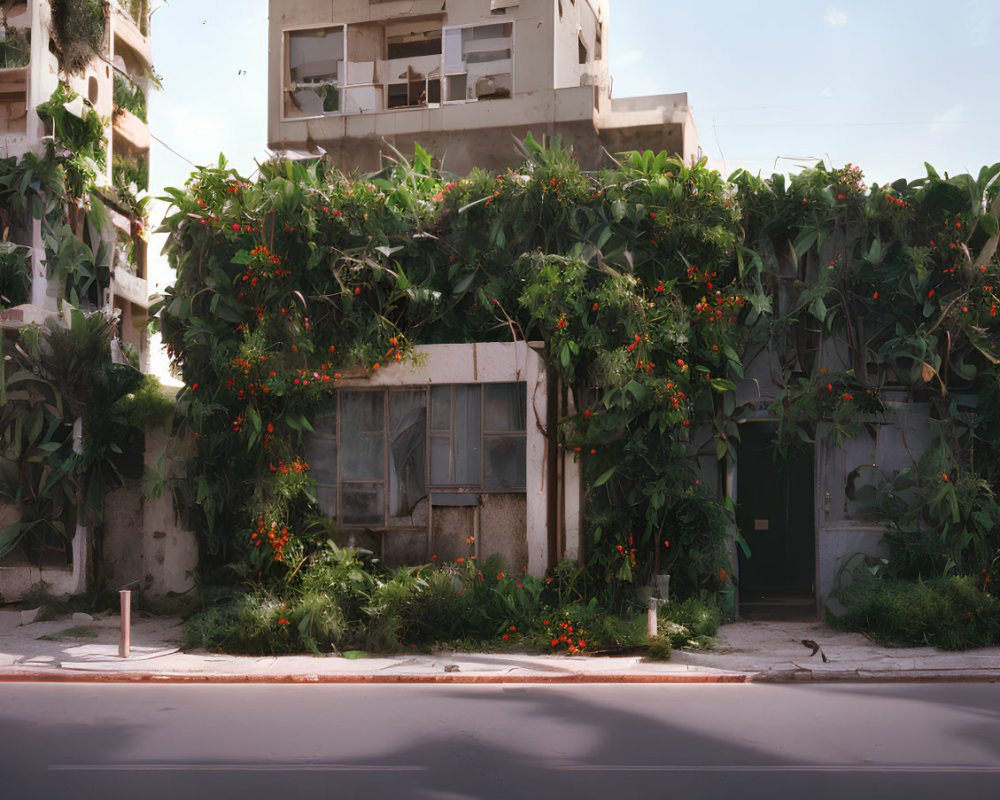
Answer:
[1,682,998,799]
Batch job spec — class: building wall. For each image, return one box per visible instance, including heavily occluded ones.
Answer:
[98,428,199,597]
[267,0,696,173]
[0,1,153,345]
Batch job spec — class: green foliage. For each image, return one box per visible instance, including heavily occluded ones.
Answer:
[659,596,723,639]
[0,25,30,69]
[114,0,149,35]
[156,143,1000,619]
[832,567,1000,650]
[113,73,147,122]
[184,545,652,656]
[856,439,1000,580]
[0,243,31,308]
[111,153,149,217]
[115,374,175,430]
[0,309,143,567]
[644,636,672,661]
[49,0,108,74]
[156,144,745,592]
[36,82,107,199]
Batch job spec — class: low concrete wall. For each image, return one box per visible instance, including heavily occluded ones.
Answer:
[817,523,888,616]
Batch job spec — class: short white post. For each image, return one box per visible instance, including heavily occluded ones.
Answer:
[647,596,658,637]
[119,590,131,658]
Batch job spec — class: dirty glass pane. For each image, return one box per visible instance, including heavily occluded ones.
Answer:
[430,385,451,430]
[340,391,385,480]
[484,382,526,431]
[341,483,384,526]
[314,485,337,518]
[484,435,526,491]
[430,433,451,485]
[388,391,427,523]
[453,384,482,485]
[304,409,337,485]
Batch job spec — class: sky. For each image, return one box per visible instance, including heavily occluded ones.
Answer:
[143,0,1000,375]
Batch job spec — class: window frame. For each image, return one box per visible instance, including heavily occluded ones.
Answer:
[310,382,527,530]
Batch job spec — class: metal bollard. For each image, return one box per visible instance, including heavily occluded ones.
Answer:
[119,590,131,658]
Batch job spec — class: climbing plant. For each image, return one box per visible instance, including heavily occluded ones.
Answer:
[48,0,108,75]
[157,143,1000,601]
[156,141,742,594]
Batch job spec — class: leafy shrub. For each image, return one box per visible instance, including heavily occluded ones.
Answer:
[832,567,1000,650]
[645,636,671,661]
[0,245,31,309]
[660,596,722,638]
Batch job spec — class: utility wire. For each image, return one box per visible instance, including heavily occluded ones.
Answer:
[150,133,197,167]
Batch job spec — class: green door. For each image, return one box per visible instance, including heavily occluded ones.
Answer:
[736,422,815,615]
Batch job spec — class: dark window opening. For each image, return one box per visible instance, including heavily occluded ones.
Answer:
[387,34,442,60]
[578,34,588,64]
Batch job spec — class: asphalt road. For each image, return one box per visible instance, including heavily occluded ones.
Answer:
[1,682,998,799]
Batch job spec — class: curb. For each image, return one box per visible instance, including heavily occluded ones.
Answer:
[750,668,1000,683]
[0,669,751,685]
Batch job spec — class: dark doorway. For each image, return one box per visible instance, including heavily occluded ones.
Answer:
[736,422,815,619]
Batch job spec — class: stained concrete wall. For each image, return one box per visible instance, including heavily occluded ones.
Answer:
[102,428,198,596]
[814,401,938,615]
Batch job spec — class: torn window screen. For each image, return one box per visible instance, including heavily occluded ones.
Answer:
[307,383,526,526]
[388,391,427,523]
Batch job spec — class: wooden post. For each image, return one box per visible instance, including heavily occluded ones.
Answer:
[119,590,131,658]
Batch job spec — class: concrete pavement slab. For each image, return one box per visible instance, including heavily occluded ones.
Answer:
[0,611,997,684]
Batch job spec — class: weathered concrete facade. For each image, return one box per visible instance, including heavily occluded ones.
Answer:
[1,2,158,599]
[732,339,943,618]
[0,0,153,366]
[101,429,199,597]
[267,0,699,173]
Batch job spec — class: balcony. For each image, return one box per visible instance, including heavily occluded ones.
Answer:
[0,66,28,135]
[113,106,149,152]
[112,4,152,67]
[114,269,149,309]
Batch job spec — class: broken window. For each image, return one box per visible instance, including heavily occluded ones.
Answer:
[283,26,344,118]
[306,383,526,527]
[443,23,513,102]
[385,22,443,109]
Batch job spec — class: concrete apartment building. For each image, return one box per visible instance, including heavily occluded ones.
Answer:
[268,0,700,173]
[0,0,152,369]
[0,1,169,600]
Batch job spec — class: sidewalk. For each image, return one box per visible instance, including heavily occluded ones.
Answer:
[1,609,997,684]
